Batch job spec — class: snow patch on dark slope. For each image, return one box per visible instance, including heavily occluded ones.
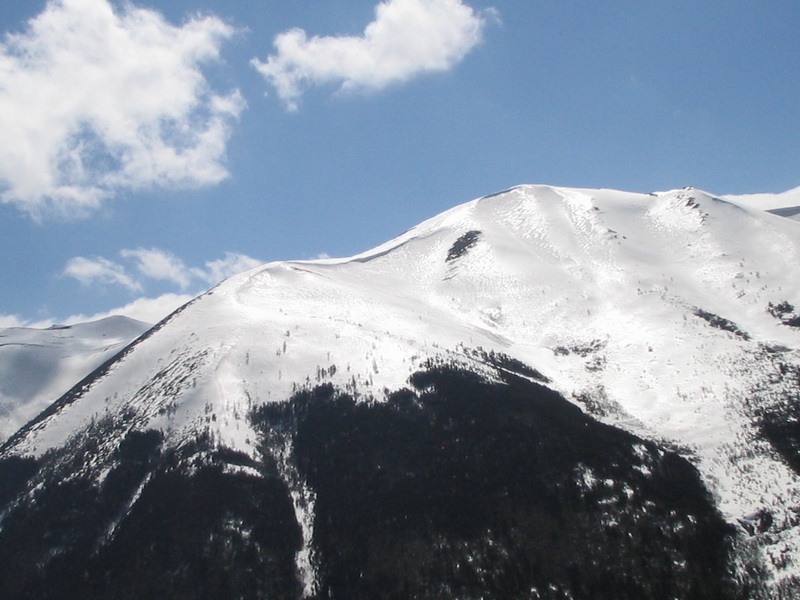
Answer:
[1,184,800,598]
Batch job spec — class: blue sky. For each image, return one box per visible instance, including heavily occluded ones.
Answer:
[1,0,798,326]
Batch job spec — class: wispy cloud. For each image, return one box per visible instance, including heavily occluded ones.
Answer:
[121,248,194,290]
[197,252,264,285]
[0,292,195,329]
[0,0,244,219]
[252,0,496,110]
[64,256,143,292]
[0,314,33,328]
[61,293,196,326]
[63,248,262,294]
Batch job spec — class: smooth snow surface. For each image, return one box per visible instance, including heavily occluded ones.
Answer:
[725,186,800,219]
[5,184,800,589]
[0,316,150,442]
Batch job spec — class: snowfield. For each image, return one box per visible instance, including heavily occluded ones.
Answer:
[0,316,150,442]
[3,184,800,597]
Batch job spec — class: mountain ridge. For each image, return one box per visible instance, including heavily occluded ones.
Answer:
[2,184,800,598]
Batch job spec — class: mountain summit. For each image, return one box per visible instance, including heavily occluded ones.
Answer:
[2,185,800,599]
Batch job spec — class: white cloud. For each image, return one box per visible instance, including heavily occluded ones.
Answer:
[0,0,244,218]
[121,247,193,289]
[0,292,195,329]
[11,249,261,329]
[119,247,262,289]
[63,248,261,293]
[252,0,495,110]
[0,314,29,328]
[61,293,195,326]
[196,251,264,284]
[64,255,142,292]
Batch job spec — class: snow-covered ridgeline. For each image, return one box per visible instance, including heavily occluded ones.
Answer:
[3,184,800,590]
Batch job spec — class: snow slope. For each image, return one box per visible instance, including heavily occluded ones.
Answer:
[0,316,150,442]
[3,184,800,596]
[726,186,800,220]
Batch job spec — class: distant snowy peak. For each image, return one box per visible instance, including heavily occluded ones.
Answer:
[0,315,151,442]
[724,185,800,219]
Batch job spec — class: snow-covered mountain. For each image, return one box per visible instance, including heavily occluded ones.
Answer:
[0,316,150,442]
[2,185,800,599]
[725,185,800,220]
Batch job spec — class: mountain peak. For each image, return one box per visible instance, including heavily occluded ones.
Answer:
[2,184,800,598]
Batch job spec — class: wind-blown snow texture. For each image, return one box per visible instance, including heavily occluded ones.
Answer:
[2,185,800,599]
